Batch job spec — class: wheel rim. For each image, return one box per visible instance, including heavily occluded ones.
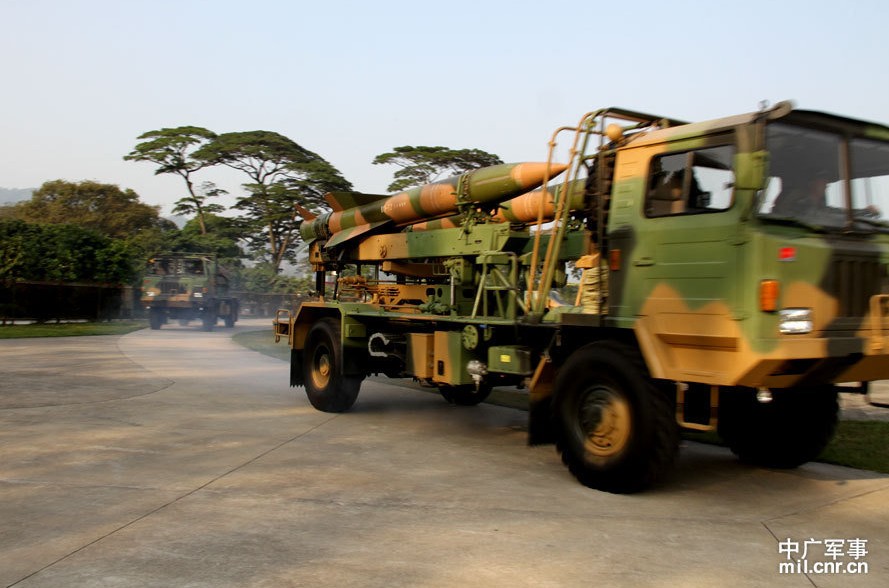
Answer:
[310,345,332,390]
[577,385,632,458]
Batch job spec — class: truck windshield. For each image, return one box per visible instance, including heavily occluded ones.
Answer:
[757,123,889,232]
[145,258,206,276]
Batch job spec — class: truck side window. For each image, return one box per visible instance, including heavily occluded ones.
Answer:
[645,145,735,217]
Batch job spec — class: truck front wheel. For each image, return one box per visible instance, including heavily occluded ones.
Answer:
[718,386,838,468]
[201,310,216,332]
[149,309,163,330]
[304,318,361,412]
[553,342,678,493]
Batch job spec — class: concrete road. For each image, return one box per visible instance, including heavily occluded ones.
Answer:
[1,319,887,587]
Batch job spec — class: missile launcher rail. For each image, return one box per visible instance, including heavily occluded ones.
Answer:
[275,102,889,493]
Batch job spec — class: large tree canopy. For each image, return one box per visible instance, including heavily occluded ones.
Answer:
[372,146,503,192]
[11,180,161,240]
[124,126,220,234]
[195,131,352,270]
[0,219,136,284]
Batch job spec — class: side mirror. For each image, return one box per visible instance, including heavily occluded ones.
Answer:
[734,151,769,190]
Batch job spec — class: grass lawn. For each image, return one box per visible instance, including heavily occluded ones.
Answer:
[234,328,291,361]
[0,320,147,338]
[818,421,889,474]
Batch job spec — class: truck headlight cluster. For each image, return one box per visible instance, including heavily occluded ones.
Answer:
[779,308,813,334]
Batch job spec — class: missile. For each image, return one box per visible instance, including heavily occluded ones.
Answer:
[298,162,567,248]
[492,178,585,223]
[406,179,586,231]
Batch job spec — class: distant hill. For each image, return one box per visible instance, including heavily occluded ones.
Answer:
[0,187,33,205]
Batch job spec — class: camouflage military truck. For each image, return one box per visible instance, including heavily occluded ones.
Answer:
[274,101,889,493]
[142,254,239,331]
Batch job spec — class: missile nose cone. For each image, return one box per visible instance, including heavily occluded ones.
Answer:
[510,162,569,189]
[465,162,569,205]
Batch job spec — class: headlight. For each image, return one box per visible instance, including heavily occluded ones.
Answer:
[145,291,155,297]
[192,292,203,298]
[779,308,813,334]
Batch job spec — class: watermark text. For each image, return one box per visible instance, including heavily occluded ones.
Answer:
[778,538,869,575]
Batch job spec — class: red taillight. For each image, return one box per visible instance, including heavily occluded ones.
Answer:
[779,247,796,262]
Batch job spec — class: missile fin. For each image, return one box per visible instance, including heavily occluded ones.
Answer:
[324,191,390,212]
[324,219,393,248]
[294,204,317,221]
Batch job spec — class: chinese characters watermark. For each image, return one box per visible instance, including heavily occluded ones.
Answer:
[778,538,869,575]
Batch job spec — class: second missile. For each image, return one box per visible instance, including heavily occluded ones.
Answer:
[299,161,568,248]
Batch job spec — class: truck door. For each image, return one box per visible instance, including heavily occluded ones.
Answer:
[618,138,744,382]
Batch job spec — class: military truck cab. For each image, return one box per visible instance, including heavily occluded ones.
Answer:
[610,103,889,386]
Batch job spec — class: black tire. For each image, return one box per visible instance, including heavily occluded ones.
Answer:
[304,318,362,412]
[439,383,493,406]
[201,311,216,332]
[553,342,678,493]
[149,309,163,330]
[224,313,235,328]
[718,386,838,468]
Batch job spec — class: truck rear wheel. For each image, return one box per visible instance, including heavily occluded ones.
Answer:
[304,318,361,412]
[718,386,838,468]
[553,342,678,493]
[149,309,163,330]
[221,300,238,327]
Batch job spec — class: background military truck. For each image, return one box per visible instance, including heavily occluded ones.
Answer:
[142,254,239,331]
[274,101,889,493]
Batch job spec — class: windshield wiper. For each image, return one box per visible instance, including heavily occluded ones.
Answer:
[849,216,889,231]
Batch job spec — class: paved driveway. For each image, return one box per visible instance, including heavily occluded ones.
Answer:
[1,319,887,587]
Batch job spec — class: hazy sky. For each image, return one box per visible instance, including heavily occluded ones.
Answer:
[2,0,887,214]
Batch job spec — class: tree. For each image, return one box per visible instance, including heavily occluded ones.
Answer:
[11,180,161,240]
[237,263,313,294]
[372,146,503,192]
[195,131,352,271]
[126,217,181,260]
[170,181,227,224]
[123,126,220,234]
[0,219,32,281]
[0,219,136,284]
[173,213,244,261]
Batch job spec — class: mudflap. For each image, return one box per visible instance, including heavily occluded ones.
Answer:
[528,356,557,445]
[290,348,305,387]
[528,394,556,445]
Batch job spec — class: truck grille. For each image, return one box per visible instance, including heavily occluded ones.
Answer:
[158,280,187,295]
[826,256,883,318]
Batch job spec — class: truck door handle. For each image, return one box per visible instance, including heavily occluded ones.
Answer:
[634,257,655,267]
